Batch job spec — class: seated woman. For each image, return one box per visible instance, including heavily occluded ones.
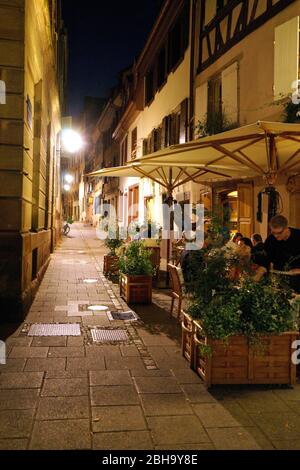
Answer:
[229,237,252,281]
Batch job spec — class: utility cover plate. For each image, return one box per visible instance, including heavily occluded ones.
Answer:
[107,310,139,321]
[91,329,128,343]
[28,323,81,336]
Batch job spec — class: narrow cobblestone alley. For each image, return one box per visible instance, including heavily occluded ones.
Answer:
[1,224,300,451]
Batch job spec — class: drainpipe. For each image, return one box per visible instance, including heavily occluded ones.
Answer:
[189,0,197,141]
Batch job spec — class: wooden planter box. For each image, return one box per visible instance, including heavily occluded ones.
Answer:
[120,273,152,304]
[103,255,119,277]
[193,320,298,388]
[181,311,195,366]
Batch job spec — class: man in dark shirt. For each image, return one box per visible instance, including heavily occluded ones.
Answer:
[264,215,300,293]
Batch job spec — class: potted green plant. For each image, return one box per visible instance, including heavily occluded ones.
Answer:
[119,241,154,304]
[187,276,298,388]
[103,226,124,278]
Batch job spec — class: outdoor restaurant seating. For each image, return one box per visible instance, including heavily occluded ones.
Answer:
[167,263,185,320]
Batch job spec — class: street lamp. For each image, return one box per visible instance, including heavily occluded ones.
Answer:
[64,184,71,192]
[62,129,83,153]
[64,174,74,184]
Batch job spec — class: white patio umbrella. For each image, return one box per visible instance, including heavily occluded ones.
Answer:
[135,121,300,187]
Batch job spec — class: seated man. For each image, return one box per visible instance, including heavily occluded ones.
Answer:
[260,215,300,293]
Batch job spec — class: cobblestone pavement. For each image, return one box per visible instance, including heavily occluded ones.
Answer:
[1,223,298,450]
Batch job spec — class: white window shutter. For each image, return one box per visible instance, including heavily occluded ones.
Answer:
[274,16,299,100]
[194,83,208,138]
[205,0,217,26]
[221,62,238,124]
[0,80,6,104]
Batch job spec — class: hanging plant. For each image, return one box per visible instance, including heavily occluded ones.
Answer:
[283,100,300,123]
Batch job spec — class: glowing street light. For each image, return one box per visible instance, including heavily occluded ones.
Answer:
[64,184,71,192]
[64,174,74,184]
[62,129,83,153]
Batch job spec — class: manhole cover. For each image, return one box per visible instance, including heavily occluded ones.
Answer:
[83,279,98,284]
[91,329,128,342]
[28,324,81,336]
[107,310,138,321]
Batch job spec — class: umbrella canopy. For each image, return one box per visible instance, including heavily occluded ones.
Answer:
[136,121,300,186]
[87,158,249,193]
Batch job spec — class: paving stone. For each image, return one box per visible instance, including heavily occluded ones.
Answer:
[248,412,300,440]
[271,439,300,450]
[274,385,300,401]
[147,415,210,446]
[120,345,140,357]
[105,357,145,370]
[0,389,39,410]
[220,402,258,427]
[193,403,241,428]
[0,358,26,372]
[67,357,105,371]
[242,426,275,450]
[48,347,85,358]
[0,439,28,450]
[237,391,292,413]
[92,405,146,432]
[181,384,217,403]
[171,368,203,384]
[6,338,33,348]
[46,370,88,379]
[206,427,260,450]
[67,336,84,347]
[31,337,67,347]
[0,410,34,438]
[130,369,173,377]
[24,358,66,372]
[89,370,132,386]
[36,396,89,420]
[134,376,182,394]
[30,419,91,450]
[41,378,88,396]
[91,385,140,406]
[93,430,153,450]
[0,372,44,389]
[9,347,49,358]
[159,443,216,450]
[140,393,193,417]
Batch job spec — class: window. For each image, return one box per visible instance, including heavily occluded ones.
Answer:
[131,127,137,159]
[208,75,222,117]
[145,69,154,106]
[120,136,128,165]
[168,1,189,71]
[157,47,167,89]
[274,16,299,100]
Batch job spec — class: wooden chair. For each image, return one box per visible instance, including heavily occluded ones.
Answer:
[167,263,185,320]
[145,246,161,286]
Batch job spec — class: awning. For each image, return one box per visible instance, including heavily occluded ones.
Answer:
[87,160,247,192]
[136,121,300,185]
[87,121,300,190]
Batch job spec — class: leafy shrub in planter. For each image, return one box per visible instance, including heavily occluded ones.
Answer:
[104,226,124,255]
[188,278,296,344]
[119,241,154,276]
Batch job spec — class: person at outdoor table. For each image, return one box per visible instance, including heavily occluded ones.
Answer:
[249,233,268,281]
[224,232,243,252]
[180,232,209,285]
[229,237,252,280]
[260,215,300,293]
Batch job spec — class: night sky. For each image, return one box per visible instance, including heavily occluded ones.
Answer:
[62,0,163,116]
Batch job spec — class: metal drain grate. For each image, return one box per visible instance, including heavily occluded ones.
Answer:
[107,310,139,321]
[28,324,81,336]
[91,329,128,342]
